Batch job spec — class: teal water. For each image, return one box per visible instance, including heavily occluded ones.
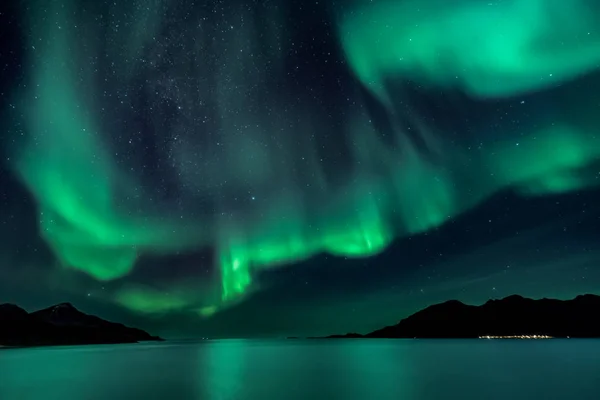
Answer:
[1,339,599,399]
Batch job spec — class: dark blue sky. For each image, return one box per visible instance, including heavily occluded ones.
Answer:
[1,0,599,338]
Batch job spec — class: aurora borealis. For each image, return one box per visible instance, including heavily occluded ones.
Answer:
[1,0,599,337]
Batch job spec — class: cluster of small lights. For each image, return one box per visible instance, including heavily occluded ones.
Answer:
[479,335,554,339]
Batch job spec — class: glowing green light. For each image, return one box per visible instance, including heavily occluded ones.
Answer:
[115,286,191,314]
[339,0,600,99]
[9,0,600,315]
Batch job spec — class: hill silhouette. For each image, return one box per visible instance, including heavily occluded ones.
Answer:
[325,295,600,339]
[0,302,162,346]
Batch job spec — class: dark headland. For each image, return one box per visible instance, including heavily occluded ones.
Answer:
[323,294,600,339]
[0,302,162,347]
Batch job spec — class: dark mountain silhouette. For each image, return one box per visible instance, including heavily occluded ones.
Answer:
[325,295,600,339]
[325,333,363,339]
[0,302,162,347]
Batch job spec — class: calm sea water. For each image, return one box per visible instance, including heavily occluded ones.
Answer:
[1,339,599,399]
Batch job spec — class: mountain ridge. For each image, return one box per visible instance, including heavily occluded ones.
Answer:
[0,302,162,347]
[324,294,600,339]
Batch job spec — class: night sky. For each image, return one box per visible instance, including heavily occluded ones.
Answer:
[1,0,599,338]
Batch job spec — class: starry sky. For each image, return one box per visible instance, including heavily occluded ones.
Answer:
[0,0,599,338]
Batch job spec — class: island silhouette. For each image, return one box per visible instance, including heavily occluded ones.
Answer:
[0,302,162,346]
[323,294,600,339]
[4,294,600,346]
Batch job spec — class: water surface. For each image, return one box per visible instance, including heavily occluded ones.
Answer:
[1,339,599,399]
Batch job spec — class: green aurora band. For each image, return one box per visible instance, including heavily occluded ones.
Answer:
[9,0,600,315]
[339,0,600,100]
